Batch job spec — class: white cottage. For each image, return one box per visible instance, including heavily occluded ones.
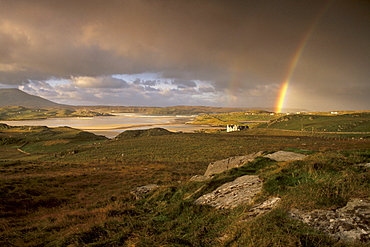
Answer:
[226,125,248,132]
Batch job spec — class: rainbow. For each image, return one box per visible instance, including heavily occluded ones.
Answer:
[275,37,308,113]
[275,3,331,113]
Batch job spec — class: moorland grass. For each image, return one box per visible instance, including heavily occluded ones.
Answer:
[190,110,281,126]
[0,125,370,246]
[41,131,369,166]
[259,112,370,133]
[0,106,111,120]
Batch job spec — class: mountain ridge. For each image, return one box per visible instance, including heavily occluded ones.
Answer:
[0,88,65,108]
[0,88,308,113]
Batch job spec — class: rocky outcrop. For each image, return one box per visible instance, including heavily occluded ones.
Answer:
[130,184,160,200]
[194,175,262,209]
[189,175,210,182]
[289,199,370,243]
[204,151,264,177]
[358,163,370,169]
[241,197,281,220]
[264,150,306,162]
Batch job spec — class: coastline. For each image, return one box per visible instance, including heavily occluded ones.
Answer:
[0,114,223,138]
[77,116,196,131]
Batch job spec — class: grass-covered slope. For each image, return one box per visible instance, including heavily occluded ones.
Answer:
[0,106,112,120]
[115,127,174,139]
[191,110,280,126]
[0,126,369,246]
[0,88,62,108]
[259,112,370,132]
[0,124,107,158]
[0,105,277,121]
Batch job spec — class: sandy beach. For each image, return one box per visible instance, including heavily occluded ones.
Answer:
[1,115,223,138]
[78,117,221,138]
[78,116,195,131]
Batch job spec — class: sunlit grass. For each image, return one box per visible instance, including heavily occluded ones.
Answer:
[1,124,370,246]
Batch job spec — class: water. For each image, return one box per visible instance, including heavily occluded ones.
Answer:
[1,114,220,138]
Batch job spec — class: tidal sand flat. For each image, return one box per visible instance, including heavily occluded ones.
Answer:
[1,114,219,138]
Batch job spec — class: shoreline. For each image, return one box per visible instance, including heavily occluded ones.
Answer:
[82,122,223,138]
[1,114,224,138]
[78,116,197,131]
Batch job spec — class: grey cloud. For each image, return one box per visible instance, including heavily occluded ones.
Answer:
[0,0,368,110]
[144,86,160,92]
[132,79,157,86]
[172,79,197,88]
[72,76,129,89]
[0,0,322,85]
[142,80,157,86]
[133,78,141,84]
[171,87,198,94]
[198,86,215,93]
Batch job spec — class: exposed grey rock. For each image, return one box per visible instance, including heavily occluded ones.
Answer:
[240,197,281,220]
[289,199,370,243]
[194,175,262,209]
[264,151,306,162]
[189,175,210,182]
[357,163,370,169]
[130,184,160,200]
[204,151,264,177]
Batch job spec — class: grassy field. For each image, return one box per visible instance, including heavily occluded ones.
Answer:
[259,112,370,133]
[0,106,275,121]
[0,106,111,120]
[191,110,281,126]
[1,118,370,246]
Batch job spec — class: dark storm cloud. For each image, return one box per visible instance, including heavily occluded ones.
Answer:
[0,0,369,110]
[0,0,325,83]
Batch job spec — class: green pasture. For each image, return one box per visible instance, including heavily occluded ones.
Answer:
[259,112,370,132]
[0,106,111,120]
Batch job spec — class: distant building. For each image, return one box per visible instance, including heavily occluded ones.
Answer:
[226,125,249,132]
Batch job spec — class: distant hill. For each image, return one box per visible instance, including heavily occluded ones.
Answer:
[0,88,64,108]
[0,88,307,113]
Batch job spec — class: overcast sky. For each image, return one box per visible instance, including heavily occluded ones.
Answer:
[0,0,369,111]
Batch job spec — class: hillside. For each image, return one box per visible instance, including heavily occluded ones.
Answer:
[0,88,65,108]
[259,112,370,133]
[0,106,112,120]
[0,124,369,246]
[0,89,285,116]
[0,89,308,117]
[191,110,281,126]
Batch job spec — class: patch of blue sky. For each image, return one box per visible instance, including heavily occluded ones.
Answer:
[45,78,71,86]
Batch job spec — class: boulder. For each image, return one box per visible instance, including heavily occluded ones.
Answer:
[194,175,262,209]
[289,199,370,243]
[130,184,160,200]
[204,151,264,177]
[264,151,306,162]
